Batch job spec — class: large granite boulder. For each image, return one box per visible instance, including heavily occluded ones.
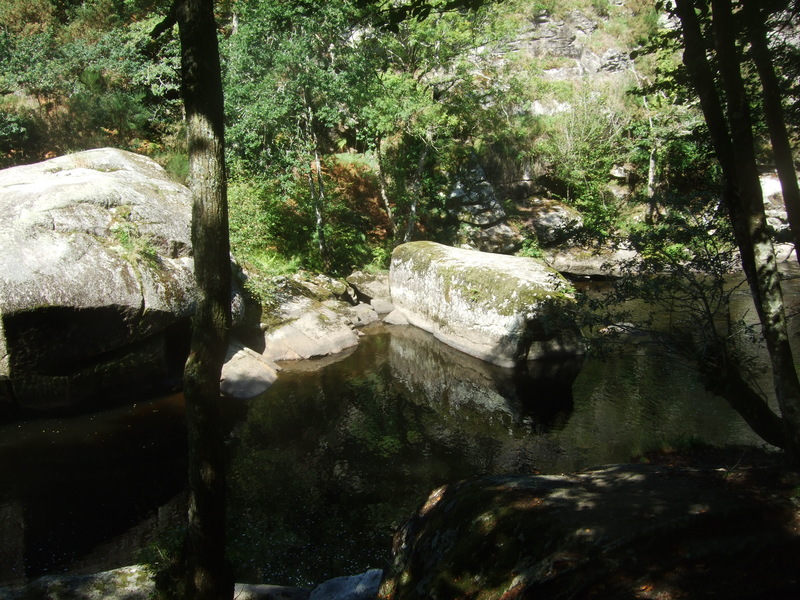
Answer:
[378,460,800,600]
[0,148,196,413]
[388,242,583,368]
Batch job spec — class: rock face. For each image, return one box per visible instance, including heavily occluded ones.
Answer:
[378,462,800,600]
[388,242,583,368]
[523,197,583,246]
[0,148,196,413]
[448,164,523,254]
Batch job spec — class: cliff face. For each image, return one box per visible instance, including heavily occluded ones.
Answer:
[443,2,646,255]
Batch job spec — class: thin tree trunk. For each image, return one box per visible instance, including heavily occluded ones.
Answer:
[304,105,330,272]
[375,135,396,238]
[402,147,428,243]
[173,0,233,598]
[743,0,800,263]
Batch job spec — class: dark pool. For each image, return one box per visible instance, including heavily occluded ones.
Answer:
[0,323,764,587]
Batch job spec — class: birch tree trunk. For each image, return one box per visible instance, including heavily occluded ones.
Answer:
[376,135,397,239]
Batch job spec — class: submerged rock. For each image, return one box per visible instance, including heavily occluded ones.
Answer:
[389,242,583,367]
[0,148,196,414]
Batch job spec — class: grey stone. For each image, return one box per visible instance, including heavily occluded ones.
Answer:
[370,297,395,315]
[263,306,359,361]
[221,341,280,399]
[309,569,383,600]
[383,309,409,325]
[345,303,379,327]
[379,463,800,600]
[525,197,583,246]
[0,566,312,600]
[346,271,391,304]
[389,242,583,368]
[0,148,196,411]
[0,565,154,600]
[457,222,522,254]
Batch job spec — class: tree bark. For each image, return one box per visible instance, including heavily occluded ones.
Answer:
[674,0,800,465]
[742,0,800,263]
[402,147,428,243]
[175,0,233,597]
[376,134,397,238]
[711,0,800,465]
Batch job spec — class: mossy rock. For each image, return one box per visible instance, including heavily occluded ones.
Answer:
[389,242,583,367]
[379,463,800,600]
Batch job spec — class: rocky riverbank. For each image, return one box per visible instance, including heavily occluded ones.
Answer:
[3,447,797,600]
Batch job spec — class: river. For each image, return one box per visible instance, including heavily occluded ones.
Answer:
[1,270,791,587]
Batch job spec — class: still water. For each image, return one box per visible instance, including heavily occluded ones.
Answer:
[0,320,764,588]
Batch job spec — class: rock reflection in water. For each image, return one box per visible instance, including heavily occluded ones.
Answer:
[386,325,580,429]
[227,325,581,588]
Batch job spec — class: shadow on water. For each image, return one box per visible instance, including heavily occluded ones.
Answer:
[0,322,764,589]
[0,394,188,584]
[225,325,581,587]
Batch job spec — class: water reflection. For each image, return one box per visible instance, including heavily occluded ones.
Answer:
[226,324,759,587]
[0,323,763,589]
[0,395,188,583]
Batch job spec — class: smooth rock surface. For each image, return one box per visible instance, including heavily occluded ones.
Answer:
[221,341,281,399]
[309,569,383,600]
[262,302,359,362]
[0,565,312,600]
[0,148,196,412]
[389,242,583,367]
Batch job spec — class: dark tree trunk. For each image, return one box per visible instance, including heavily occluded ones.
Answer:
[674,0,800,466]
[742,0,800,263]
[174,0,233,597]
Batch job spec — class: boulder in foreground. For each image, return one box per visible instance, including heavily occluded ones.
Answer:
[379,458,800,600]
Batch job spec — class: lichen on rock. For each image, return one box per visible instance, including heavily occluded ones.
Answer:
[389,242,584,368]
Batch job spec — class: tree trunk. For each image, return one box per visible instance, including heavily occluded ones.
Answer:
[175,0,233,597]
[710,0,800,465]
[304,105,330,272]
[375,135,397,238]
[402,147,428,243]
[743,0,800,264]
[674,0,800,465]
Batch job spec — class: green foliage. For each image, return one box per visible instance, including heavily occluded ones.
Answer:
[580,190,749,370]
[0,4,181,162]
[517,237,544,258]
[534,84,634,243]
[110,206,160,266]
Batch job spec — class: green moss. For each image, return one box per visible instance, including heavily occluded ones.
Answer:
[108,205,161,269]
[394,242,575,318]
